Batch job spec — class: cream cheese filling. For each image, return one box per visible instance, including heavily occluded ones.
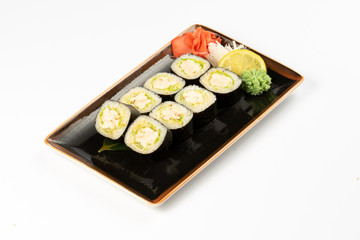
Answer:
[152,76,177,89]
[129,92,151,109]
[160,106,182,121]
[179,60,201,76]
[183,90,203,104]
[100,107,120,130]
[209,73,232,88]
[135,127,158,148]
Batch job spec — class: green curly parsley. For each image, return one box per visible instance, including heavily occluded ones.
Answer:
[240,69,272,95]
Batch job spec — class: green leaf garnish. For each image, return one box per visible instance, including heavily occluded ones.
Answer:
[98,138,130,153]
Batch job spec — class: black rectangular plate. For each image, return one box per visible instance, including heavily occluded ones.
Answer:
[45,24,303,205]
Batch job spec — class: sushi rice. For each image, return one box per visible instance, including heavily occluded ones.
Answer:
[124,115,171,155]
[171,54,210,80]
[149,101,193,130]
[175,85,216,113]
[144,72,185,96]
[200,67,242,94]
[119,87,162,114]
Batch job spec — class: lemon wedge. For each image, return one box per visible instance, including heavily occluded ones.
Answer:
[218,49,266,75]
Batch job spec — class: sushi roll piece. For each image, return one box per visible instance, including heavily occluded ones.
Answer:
[150,101,193,141]
[171,53,210,81]
[143,72,185,101]
[200,67,242,106]
[124,115,172,155]
[95,100,140,140]
[175,85,217,126]
[119,87,162,114]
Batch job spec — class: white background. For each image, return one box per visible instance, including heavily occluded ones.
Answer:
[1,0,359,239]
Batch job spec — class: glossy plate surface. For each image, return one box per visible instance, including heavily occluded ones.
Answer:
[45,24,303,205]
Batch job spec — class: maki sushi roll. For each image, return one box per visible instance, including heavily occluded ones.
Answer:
[200,67,242,106]
[175,85,217,126]
[143,72,185,101]
[171,53,210,81]
[119,87,162,114]
[95,100,140,140]
[150,101,193,141]
[124,115,172,155]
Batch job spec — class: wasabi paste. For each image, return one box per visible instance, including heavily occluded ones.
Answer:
[240,69,272,95]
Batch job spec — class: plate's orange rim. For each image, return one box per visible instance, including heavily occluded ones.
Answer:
[45,24,303,206]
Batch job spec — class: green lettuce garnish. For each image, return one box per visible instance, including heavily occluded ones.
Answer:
[98,138,130,153]
[241,69,272,95]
